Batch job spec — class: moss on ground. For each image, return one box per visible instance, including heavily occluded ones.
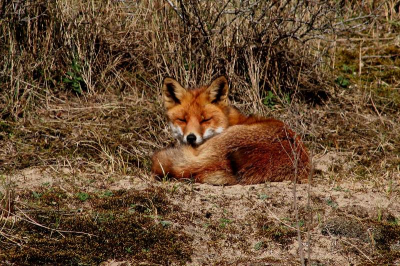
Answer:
[256,216,297,248]
[0,187,192,265]
[322,215,400,264]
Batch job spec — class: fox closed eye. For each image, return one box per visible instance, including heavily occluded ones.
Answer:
[201,117,212,123]
[177,118,186,122]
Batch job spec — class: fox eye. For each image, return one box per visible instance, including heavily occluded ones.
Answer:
[177,118,186,123]
[201,117,212,123]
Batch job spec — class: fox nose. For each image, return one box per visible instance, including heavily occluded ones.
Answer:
[186,134,197,145]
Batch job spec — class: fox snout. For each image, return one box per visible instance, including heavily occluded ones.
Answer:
[186,133,197,146]
[169,123,203,146]
[183,132,203,146]
[183,129,223,146]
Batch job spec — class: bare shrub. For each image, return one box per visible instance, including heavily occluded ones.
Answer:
[153,0,340,111]
[1,0,345,119]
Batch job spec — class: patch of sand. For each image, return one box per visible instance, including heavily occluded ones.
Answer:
[3,167,400,264]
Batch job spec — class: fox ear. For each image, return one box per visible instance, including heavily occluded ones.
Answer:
[162,77,187,109]
[207,76,229,105]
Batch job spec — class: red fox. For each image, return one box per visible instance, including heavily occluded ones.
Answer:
[151,76,310,185]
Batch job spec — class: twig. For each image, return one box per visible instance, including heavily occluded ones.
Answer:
[359,41,362,76]
[306,149,314,263]
[265,205,298,231]
[333,14,375,26]
[324,229,374,263]
[5,206,97,238]
[47,105,125,111]
[276,127,305,265]
[362,55,399,59]
[341,238,374,263]
[292,148,305,266]
[0,231,24,247]
[369,93,385,126]
[335,37,395,42]
[164,0,183,20]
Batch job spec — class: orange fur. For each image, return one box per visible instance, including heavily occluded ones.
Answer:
[152,76,310,185]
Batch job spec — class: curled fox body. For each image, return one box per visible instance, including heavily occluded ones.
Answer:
[151,76,310,185]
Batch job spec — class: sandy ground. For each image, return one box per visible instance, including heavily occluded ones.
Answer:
[3,153,400,265]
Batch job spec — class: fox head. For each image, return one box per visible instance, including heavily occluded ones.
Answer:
[162,76,230,146]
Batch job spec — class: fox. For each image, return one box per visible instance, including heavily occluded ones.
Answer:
[151,76,310,185]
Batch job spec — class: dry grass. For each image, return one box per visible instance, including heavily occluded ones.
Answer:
[1,0,340,174]
[0,0,400,264]
[2,0,397,175]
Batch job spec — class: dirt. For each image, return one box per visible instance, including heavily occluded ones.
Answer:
[1,163,400,265]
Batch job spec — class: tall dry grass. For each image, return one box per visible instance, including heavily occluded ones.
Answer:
[0,0,396,175]
[1,0,355,119]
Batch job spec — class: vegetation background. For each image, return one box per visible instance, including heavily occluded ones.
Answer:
[0,0,399,264]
